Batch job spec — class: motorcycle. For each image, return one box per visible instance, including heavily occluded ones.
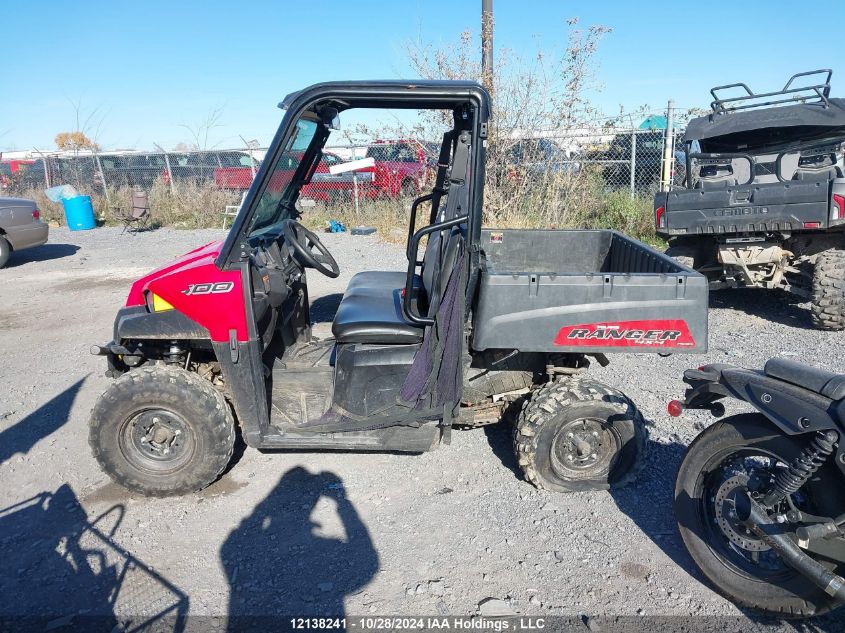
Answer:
[669,358,845,616]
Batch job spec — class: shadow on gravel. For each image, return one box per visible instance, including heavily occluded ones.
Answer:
[5,243,80,268]
[310,293,343,324]
[221,467,378,628]
[0,378,85,467]
[483,422,521,478]
[710,289,813,329]
[0,483,188,632]
[609,438,703,578]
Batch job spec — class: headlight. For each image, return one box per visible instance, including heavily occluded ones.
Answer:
[147,292,174,312]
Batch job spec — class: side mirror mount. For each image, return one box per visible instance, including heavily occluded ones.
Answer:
[320,106,340,131]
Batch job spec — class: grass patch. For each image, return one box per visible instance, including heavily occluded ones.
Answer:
[17,178,665,249]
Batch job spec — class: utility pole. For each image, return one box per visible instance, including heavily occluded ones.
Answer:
[661,99,675,191]
[481,0,494,96]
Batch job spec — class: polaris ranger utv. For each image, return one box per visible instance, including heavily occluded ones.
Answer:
[89,80,709,497]
[655,70,845,329]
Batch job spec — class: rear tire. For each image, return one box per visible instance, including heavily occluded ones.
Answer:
[674,414,844,617]
[811,248,845,330]
[89,366,236,497]
[514,378,645,492]
[0,236,10,269]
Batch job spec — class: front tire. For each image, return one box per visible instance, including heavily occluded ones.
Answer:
[811,248,845,330]
[89,366,236,497]
[674,414,844,616]
[514,378,645,492]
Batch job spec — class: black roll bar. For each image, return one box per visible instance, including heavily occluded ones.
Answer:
[402,214,468,326]
[407,192,434,262]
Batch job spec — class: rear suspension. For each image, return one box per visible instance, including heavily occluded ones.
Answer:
[762,430,838,507]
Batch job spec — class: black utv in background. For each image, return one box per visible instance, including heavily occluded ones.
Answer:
[655,70,845,329]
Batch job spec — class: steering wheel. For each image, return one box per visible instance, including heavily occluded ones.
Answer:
[281,219,340,278]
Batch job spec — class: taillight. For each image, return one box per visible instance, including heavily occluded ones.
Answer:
[803,222,822,229]
[655,206,666,229]
[667,400,684,417]
[32,209,40,221]
[832,194,845,221]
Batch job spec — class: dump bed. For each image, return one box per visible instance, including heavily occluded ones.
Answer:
[471,229,708,354]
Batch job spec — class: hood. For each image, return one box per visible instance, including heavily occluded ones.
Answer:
[125,240,224,307]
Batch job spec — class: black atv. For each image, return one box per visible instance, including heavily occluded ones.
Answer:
[655,70,845,329]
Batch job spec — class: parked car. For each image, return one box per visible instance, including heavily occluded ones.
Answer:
[361,139,435,199]
[0,196,48,268]
[214,154,263,190]
[102,153,173,189]
[588,130,683,191]
[240,151,360,204]
[506,138,579,181]
[169,151,258,187]
[0,159,35,191]
[101,151,259,190]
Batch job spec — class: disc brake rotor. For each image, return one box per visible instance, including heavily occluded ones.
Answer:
[714,474,770,552]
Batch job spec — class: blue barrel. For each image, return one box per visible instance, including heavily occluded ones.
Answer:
[62,195,96,231]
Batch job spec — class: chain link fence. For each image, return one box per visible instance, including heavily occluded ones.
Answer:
[1,116,682,234]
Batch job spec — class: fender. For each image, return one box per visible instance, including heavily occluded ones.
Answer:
[682,363,845,475]
[718,367,841,435]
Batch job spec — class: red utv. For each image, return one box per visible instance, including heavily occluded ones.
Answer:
[89,81,708,496]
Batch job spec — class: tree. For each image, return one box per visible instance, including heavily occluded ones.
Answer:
[179,107,224,151]
[55,131,100,152]
[401,18,620,226]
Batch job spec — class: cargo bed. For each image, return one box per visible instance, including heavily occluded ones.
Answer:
[471,229,708,354]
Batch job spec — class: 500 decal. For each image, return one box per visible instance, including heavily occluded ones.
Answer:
[182,281,235,296]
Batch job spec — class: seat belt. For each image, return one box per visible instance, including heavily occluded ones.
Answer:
[426,131,471,316]
[437,131,471,223]
[429,131,455,224]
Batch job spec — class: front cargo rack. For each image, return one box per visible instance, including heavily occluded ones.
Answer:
[710,69,832,114]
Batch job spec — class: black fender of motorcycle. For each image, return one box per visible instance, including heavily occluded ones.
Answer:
[683,364,845,476]
[718,367,840,435]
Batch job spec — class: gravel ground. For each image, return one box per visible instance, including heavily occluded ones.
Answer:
[1,227,843,631]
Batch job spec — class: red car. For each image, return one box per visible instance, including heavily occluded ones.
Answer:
[0,159,36,191]
[359,140,435,199]
[215,152,354,203]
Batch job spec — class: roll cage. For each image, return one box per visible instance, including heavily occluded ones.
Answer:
[216,80,491,269]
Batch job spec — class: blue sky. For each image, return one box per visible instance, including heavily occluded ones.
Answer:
[2,0,842,151]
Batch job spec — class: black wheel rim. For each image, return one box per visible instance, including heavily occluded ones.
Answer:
[697,447,803,581]
[550,417,619,479]
[118,408,196,475]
